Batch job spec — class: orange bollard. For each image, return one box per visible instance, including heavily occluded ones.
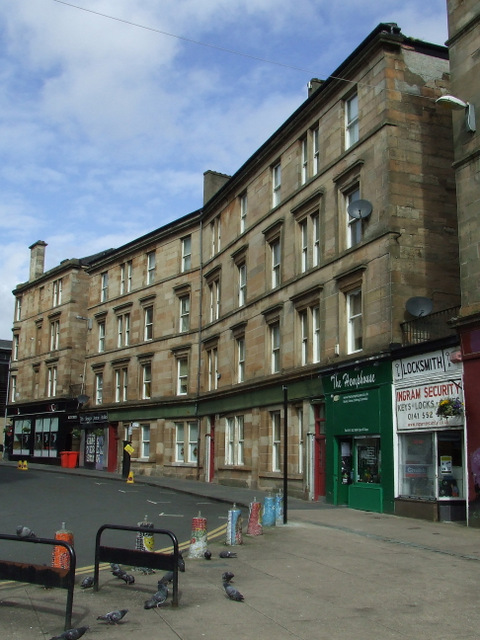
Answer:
[51,522,74,569]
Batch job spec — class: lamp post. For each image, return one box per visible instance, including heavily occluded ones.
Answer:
[436,94,476,132]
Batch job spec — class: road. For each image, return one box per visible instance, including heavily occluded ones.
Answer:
[0,465,228,570]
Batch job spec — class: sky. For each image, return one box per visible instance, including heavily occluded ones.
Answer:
[0,0,449,339]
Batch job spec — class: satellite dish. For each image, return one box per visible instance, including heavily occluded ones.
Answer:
[77,394,90,406]
[405,297,433,317]
[347,199,373,220]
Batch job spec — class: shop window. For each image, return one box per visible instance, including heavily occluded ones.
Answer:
[398,433,435,499]
[355,436,381,483]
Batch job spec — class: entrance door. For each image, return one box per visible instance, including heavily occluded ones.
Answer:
[313,405,326,499]
[337,437,353,505]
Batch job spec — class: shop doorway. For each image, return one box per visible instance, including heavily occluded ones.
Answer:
[338,437,353,505]
[313,405,326,499]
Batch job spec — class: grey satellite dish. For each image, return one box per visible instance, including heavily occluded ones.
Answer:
[77,394,90,405]
[347,199,373,220]
[405,296,433,317]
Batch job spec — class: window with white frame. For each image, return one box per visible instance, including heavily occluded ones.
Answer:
[312,126,320,174]
[12,334,19,361]
[225,415,245,465]
[147,251,156,285]
[181,236,192,272]
[238,263,247,307]
[52,278,62,307]
[208,278,220,322]
[94,371,103,404]
[177,357,189,395]
[15,297,22,322]
[300,309,308,365]
[236,336,245,383]
[300,219,308,273]
[10,375,17,402]
[271,411,281,472]
[142,362,152,399]
[312,213,320,267]
[144,305,154,341]
[117,313,130,348]
[346,186,363,248]
[98,320,105,353]
[345,92,359,149]
[240,193,247,233]
[114,367,128,402]
[270,322,281,373]
[301,137,308,185]
[272,162,282,207]
[175,421,198,463]
[179,294,190,333]
[49,319,60,351]
[210,217,221,257]
[347,288,363,353]
[120,260,132,295]
[312,305,321,363]
[270,239,281,288]
[207,346,218,391]
[141,424,150,458]
[101,272,108,302]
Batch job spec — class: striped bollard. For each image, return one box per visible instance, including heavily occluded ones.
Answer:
[275,491,284,525]
[52,522,74,569]
[188,512,208,558]
[246,497,263,536]
[262,495,276,527]
[226,503,243,545]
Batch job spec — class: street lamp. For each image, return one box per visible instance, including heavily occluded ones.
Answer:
[436,94,476,132]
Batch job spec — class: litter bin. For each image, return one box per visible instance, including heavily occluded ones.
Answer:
[60,451,79,468]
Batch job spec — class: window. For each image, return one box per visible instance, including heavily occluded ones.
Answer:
[356,437,380,483]
[312,214,320,267]
[101,272,108,302]
[297,305,321,365]
[271,411,281,472]
[144,306,154,341]
[207,347,218,391]
[120,261,132,295]
[115,367,128,402]
[179,295,190,333]
[346,186,363,248]
[270,239,281,288]
[175,421,198,463]
[34,416,58,458]
[181,236,191,272]
[177,357,189,395]
[225,416,245,465]
[347,289,363,353]
[312,305,321,363]
[208,279,220,322]
[147,251,156,285]
[240,193,247,233]
[15,297,22,321]
[236,336,245,383]
[312,126,320,174]
[98,321,105,353]
[117,313,130,347]
[94,372,103,404]
[52,279,62,307]
[10,375,17,402]
[210,217,221,257]
[238,263,247,307]
[272,163,281,207]
[345,93,359,149]
[300,219,308,273]
[301,137,308,185]
[12,334,19,361]
[141,424,150,458]
[300,310,308,365]
[142,363,152,399]
[297,212,320,273]
[270,322,281,373]
[49,320,60,351]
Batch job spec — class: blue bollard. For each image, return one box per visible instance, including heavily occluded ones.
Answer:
[275,492,284,525]
[262,495,276,527]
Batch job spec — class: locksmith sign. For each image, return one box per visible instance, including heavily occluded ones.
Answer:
[393,348,463,430]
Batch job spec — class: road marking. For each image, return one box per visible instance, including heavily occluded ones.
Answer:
[158,513,184,517]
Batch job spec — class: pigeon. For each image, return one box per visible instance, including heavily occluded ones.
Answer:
[223,582,244,601]
[80,576,94,589]
[49,626,89,640]
[144,583,169,609]
[97,609,128,624]
[219,550,237,558]
[16,525,36,538]
[204,549,212,560]
[112,566,127,579]
[222,571,235,583]
[177,552,186,572]
[119,572,135,585]
[158,571,174,587]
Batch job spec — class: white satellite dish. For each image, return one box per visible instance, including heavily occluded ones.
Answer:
[77,394,90,406]
[347,199,373,220]
[405,297,433,317]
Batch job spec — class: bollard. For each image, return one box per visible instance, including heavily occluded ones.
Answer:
[52,522,74,569]
[136,515,155,552]
[246,497,263,536]
[127,471,134,484]
[22,460,29,471]
[188,512,208,558]
[17,460,22,471]
[262,495,276,527]
[275,491,284,526]
[226,503,243,546]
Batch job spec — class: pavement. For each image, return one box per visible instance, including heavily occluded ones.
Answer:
[1,461,480,640]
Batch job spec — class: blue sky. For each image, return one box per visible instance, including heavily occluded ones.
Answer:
[0,1,448,338]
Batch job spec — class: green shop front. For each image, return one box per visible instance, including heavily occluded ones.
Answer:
[323,361,394,514]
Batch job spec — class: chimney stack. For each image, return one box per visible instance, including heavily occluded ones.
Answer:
[29,241,47,281]
[203,170,231,205]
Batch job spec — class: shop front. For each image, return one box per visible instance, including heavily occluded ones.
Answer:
[323,360,394,514]
[393,347,466,522]
[78,411,117,472]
